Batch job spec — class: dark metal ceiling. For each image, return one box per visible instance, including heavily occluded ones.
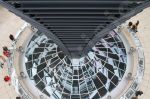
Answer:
[0,0,149,58]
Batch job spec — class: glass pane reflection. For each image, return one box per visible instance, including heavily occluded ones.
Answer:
[25,31,127,99]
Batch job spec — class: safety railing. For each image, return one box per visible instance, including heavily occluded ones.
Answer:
[120,25,145,99]
[6,23,145,99]
[7,23,33,99]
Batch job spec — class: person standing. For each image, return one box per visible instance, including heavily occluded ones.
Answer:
[9,34,15,41]
[128,21,133,28]
[3,46,11,57]
[134,20,139,32]
[131,20,139,32]
[132,90,143,99]
[135,20,139,27]
[131,25,138,32]
[16,96,21,99]
[4,76,11,85]
[135,90,143,96]
[4,75,11,82]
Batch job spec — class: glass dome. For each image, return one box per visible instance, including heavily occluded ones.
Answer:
[25,30,127,99]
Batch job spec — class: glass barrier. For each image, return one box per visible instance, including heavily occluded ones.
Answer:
[120,25,145,99]
[7,23,33,99]
[6,23,144,99]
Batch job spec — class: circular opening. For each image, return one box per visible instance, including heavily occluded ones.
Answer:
[25,31,127,99]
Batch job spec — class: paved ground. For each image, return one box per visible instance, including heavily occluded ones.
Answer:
[129,7,150,99]
[0,5,150,99]
[0,6,24,99]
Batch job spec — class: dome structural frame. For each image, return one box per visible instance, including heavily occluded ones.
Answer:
[0,0,149,58]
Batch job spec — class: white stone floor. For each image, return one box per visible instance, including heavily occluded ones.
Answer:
[128,7,150,99]
[0,5,150,99]
[0,7,24,99]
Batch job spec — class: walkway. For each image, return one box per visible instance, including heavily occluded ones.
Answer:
[128,7,150,99]
[0,6,24,98]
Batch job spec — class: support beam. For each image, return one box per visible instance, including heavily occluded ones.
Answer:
[6,0,144,4]
[25,12,125,15]
[83,1,150,56]
[32,16,117,19]
[37,19,113,23]
[1,0,148,58]
[0,0,71,57]
[17,7,132,10]
[45,25,104,27]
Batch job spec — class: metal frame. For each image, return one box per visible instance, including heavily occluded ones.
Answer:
[0,0,150,57]
[83,1,150,55]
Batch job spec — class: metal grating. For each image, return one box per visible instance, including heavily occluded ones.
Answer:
[0,0,149,57]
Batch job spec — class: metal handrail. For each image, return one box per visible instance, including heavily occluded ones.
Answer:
[6,23,145,99]
[120,25,145,99]
[7,23,33,99]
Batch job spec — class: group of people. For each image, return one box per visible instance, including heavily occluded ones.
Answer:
[128,21,144,99]
[1,34,22,99]
[128,20,139,32]
[0,34,16,84]
[1,32,145,99]
[132,90,143,99]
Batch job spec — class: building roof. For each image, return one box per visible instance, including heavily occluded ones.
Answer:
[0,0,149,57]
